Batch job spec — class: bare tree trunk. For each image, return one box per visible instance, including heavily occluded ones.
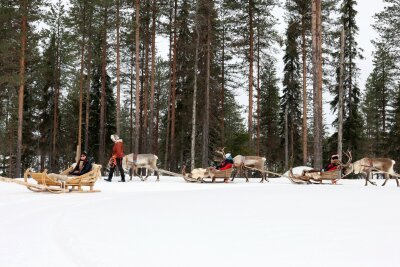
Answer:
[338,28,345,163]
[170,0,177,170]
[85,16,93,153]
[134,0,141,154]
[116,0,121,136]
[52,21,61,170]
[164,2,173,169]
[16,0,27,178]
[312,0,323,169]
[130,46,134,153]
[256,27,260,156]
[155,75,160,155]
[191,0,200,170]
[248,0,254,142]
[221,24,225,145]
[99,6,108,167]
[301,16,308,165]
[143,1,150,152]
[149,0,157,154]
[202,13,211,167]
[77,4,87,162]
[284,106,288,170]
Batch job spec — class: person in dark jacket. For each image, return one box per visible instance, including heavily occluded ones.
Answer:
[69,152,92,176]
[104,134,125,182]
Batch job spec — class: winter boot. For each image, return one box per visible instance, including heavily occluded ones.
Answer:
[104,178,112,182]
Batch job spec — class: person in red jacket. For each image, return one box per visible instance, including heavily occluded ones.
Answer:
[104,134,125,182]
[216,153,234,170]
[324,154,339,172]
[324,154,340,184]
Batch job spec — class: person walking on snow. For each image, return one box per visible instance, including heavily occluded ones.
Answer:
[104,134,125,182]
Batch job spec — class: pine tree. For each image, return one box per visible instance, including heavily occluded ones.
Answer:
[259,58,281,171]
[280,19,302,169]
[330,0,363,158]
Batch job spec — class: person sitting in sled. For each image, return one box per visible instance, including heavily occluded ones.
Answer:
[324,154,340,172]
[216,153,234,171]
[69,152,93,176]
[324,154,340,184]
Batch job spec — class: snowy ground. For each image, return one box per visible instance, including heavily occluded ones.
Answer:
[1,167,400,267]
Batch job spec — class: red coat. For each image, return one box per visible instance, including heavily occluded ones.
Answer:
[219,163,233,170]
[325,163,338,172]
[112,141,124,158]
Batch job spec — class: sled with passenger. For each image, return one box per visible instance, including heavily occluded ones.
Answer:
[22,164,102,193]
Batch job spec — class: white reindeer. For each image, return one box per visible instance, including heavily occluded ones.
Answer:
[342,152,398,186]
[215,148,268,183]
[122,153,159,181]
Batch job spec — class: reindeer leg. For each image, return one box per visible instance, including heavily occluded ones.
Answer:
[129,167,133,181]
[135,167,144,181]
[264,173,269,183]
[245,169,249,182]
[143,168,149,181]
[155,169,160,181]
[231,168,238,181]
[259,172,264,183]
[382,173,390,186]
[366,172,376,186]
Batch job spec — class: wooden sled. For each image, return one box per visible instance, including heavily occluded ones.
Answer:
[24,164,102,193]
[182,166,233,183]
[288,168,342,185]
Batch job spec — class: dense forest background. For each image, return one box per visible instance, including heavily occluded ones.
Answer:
[1,0,399,177]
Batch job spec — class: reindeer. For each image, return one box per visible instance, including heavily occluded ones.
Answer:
[214,147,268,183]
[341,151,399,186]
[122,153,159,181]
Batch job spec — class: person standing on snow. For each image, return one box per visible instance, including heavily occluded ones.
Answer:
[104,134,125,182]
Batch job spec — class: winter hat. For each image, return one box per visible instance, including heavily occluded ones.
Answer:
[111,134,119,142]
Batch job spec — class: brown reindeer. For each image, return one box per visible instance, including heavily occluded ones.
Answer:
[342,152,399,186]
[215,147,268,183]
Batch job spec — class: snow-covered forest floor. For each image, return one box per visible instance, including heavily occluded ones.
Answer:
[1,168,399,267]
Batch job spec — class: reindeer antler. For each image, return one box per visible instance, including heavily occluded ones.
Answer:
[339,150,352,168]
